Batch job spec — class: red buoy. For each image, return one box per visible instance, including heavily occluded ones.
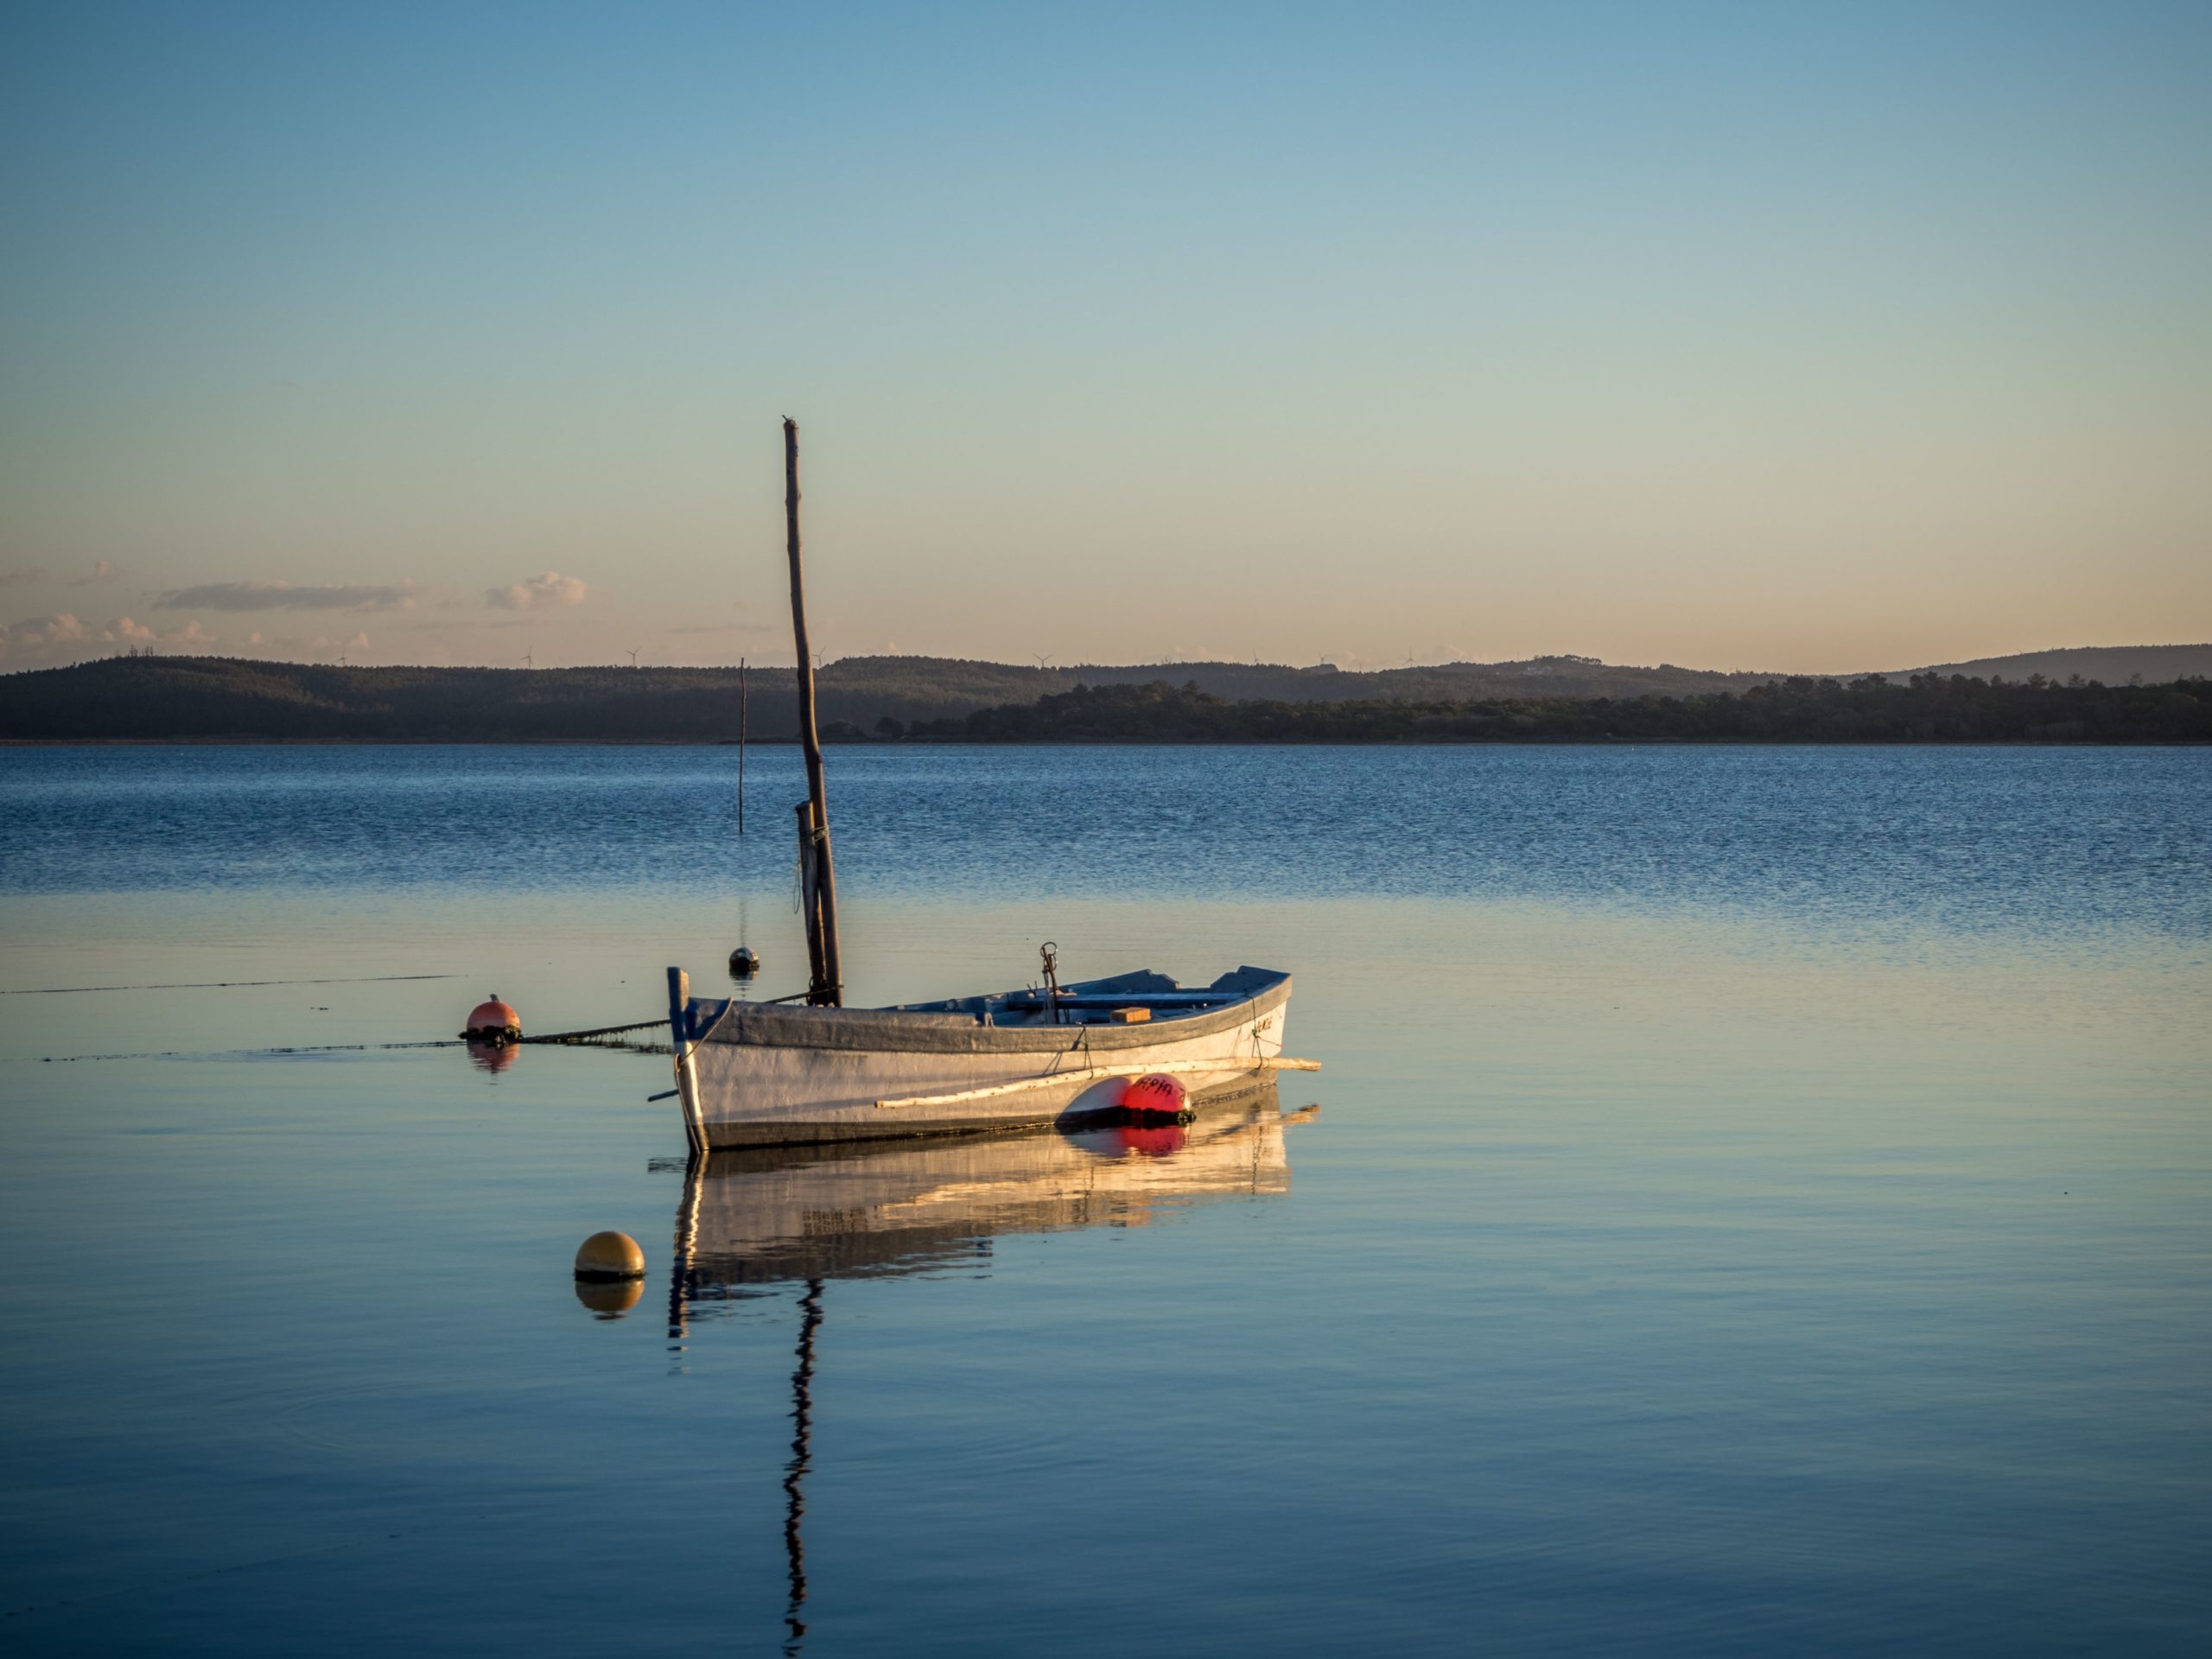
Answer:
[461,995,521,1044]
[1121,1073,1188,1116]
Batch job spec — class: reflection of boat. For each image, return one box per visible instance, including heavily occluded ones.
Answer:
[667,1075,1313,1652]
[670,1075,1293,1304]
[668,964,1300,1150]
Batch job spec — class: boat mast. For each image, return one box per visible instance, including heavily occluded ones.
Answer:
[737,657,747,836]
[785,418,843,1006]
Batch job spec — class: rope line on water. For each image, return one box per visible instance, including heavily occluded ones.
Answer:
[518,1020,665,1045]
[34,1041,454,1064]
[27,1017,671,1065]
[1,974,459,996]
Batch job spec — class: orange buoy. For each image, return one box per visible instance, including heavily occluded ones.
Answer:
[461,995,521,1044]
[1121,1073,1188,1117]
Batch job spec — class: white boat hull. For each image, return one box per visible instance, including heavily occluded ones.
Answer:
[671,968,1294,1148]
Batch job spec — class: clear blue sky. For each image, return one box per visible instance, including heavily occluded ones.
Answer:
[3,1,2208,671]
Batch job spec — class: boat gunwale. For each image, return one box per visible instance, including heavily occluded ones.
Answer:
[690,969,1291,1058]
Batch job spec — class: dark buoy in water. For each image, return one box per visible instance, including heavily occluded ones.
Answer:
[461,995,521,1044]
[575,1230,645,1281]
[728,946,760,980]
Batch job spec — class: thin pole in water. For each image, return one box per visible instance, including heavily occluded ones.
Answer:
[738,657,747,836]
[784,418,842,1006]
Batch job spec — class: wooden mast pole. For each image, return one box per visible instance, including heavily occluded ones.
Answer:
[737,657,747,836]
[785,418,842,1005]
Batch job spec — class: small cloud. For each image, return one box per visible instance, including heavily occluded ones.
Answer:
[0,611,218,662]
[11,612,91,645]
[0,566,47,588]
[486,571,588,611]
[70,559,125,588]
[154,579,418,612]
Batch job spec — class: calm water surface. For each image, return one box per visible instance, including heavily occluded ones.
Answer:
[2,746,2207,1654]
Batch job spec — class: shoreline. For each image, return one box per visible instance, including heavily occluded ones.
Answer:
[4,735,2203,749]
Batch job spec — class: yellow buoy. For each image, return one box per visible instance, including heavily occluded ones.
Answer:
[574,1230,645,1281]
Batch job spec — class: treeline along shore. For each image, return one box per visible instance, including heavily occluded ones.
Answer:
[908,676,2211,744]
[3,654,2207,743]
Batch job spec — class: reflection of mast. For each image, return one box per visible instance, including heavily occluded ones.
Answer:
[668,1153,706,1351]
[783,1279,824,1654]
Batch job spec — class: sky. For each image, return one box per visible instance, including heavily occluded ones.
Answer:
[2,1,2209,675]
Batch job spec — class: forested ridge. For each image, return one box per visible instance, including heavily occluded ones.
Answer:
[899,675,2211,744]
[0,652,1781,741]
[3,653,2205,743]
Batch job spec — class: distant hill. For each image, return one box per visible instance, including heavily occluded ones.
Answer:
[0,652,1777,741]
[908,674,2210,746]
[2,648,2202,742]
[1885,645,2212,683]
[810,652,1776,711]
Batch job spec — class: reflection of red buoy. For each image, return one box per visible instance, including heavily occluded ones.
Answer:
[1109,1121,1187,1157]
[1121,1073,1187,1116]
[466,1037,519,1074]
[461,995,521,1044]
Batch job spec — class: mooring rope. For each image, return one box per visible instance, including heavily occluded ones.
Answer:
[28,1017,671,1065]
[0,973,458,997]
[518,1019,665,1046]
[33,1040,454,1064]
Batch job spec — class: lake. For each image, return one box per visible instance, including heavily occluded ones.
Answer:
[2,744,2208,1654]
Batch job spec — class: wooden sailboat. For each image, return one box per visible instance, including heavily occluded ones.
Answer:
[665,422,1313,1151]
